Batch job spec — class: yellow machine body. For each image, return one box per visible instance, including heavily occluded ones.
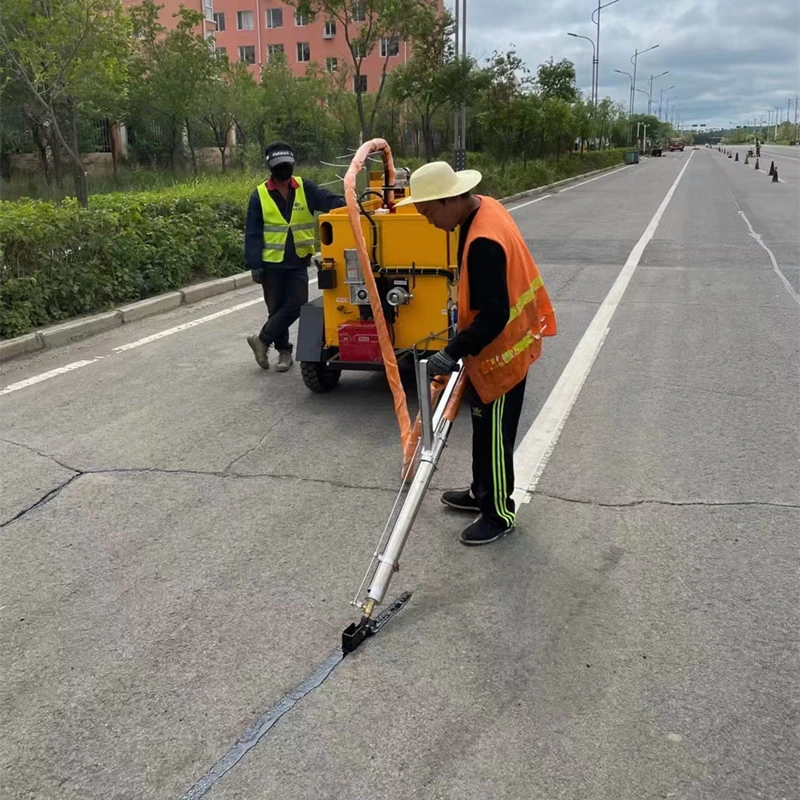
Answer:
[315,173,460,354]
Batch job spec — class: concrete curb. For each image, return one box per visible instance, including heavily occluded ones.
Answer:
[0,160,631,363]
[0,273,253,363]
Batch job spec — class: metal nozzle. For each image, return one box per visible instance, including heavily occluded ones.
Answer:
[362,599,376,620]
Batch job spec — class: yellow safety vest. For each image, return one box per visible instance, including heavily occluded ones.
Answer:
[256,178,316,263]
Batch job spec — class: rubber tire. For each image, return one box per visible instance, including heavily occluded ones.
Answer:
[300,361,341,393]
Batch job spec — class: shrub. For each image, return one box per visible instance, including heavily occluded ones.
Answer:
[0,152,626,338]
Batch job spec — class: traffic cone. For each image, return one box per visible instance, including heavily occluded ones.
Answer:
[728,152,732,158]
[769,161,775,176]
[755,158,759,170]
[735,152,739,161]
[772,168,779,183]
[744,154,749,164]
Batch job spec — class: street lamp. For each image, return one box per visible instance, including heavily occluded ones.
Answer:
[614,68,634,114]
[630,43,659,117]
[567,33,596,108]
[591,0,621,114]
[647,70,668,115]
[658,84,675,120]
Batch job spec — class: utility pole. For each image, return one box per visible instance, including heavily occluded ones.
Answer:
[647,71,668,116]
[630,43,659,117]
[591,0,620,113]
[452,0,467,168]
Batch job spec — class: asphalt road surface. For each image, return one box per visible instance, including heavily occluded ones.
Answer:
[2,147,798,800]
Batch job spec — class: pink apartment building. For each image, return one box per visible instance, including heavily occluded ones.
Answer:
[209,1,441,91]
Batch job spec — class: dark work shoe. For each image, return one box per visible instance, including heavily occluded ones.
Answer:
[275,350,294,372]
[459,516,514,547]
[247,335,270,369]
[441,488,480,513]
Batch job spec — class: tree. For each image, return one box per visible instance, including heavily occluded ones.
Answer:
[536,57,578,103]
[475,49,533,167]
[0,0,130,206]
[128,1,219,174]
[388,5,480,160]
[288,0,437,142]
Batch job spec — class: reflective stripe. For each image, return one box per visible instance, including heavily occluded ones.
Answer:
[263,224,289,232]
[508,276,544,322]
[292,222,316,231]
[492,394,514,526]
[262,242,286,250]
[479,329,541,375]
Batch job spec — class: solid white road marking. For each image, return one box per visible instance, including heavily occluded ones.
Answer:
[0,360,99,396]
[507,195,551,212]
[512,151,696,505]
[557,164,633,193]
[112,299,264,352]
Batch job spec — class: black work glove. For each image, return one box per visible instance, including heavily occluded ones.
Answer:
[427,350,458,378]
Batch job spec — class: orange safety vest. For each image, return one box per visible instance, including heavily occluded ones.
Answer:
[458,195,557,404]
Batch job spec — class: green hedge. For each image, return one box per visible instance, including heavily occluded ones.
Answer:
[0,182,252,338]
[0,151,625,339]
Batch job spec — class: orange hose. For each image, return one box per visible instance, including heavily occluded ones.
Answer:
[344,138,465,478]
[343,139,461,476]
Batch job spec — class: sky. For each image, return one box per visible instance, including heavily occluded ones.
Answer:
[450,0,800,129]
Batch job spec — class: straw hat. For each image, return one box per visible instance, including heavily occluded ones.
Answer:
[394,161,482,206]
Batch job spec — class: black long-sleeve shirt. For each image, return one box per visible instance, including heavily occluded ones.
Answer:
[444,205,509,361]
[245,177,347,271]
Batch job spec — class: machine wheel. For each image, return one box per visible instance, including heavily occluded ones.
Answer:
[301,361,341,393]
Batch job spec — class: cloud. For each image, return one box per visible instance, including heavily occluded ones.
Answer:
[454,0,800,127]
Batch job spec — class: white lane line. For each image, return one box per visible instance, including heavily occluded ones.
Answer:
[508,195,551,212]
[114,277,319,353]
[558,164,633,193]
[1,277,321,397]
[0,360,99,396]
[507,164,633,212]
[112,298,264,352]
[512,151,696,505]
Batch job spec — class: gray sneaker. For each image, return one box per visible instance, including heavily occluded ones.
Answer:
[247,335,270,369]
[275,349,294,372]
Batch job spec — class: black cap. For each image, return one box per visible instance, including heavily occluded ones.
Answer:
[265,141,295,167]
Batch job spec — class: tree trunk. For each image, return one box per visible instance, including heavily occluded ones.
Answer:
[185,119,198,176]
[31,123,52,187]
[68,104,88,206]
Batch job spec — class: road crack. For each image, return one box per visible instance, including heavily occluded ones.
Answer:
[537,491,800,510]
[1,461,399,528]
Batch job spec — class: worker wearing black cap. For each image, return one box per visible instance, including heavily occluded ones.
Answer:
[245,141,346,372]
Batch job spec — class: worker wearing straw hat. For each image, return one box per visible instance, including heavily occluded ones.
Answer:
[396,162,557,546]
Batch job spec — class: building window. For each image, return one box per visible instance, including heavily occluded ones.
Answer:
[294,12,308,26]
[236,10,253,31]
[213,11,225,31]
[238,44,256,64]
[268,43,284,61]
[351,41,364,58]
[354,74,367,93]
[380,37,399,57]
[297,42,310,62]
[323,20,336,38]
[350,2,366,22]
[204,0,213,22]
[326,57,338,71]
[265,8,282,28]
